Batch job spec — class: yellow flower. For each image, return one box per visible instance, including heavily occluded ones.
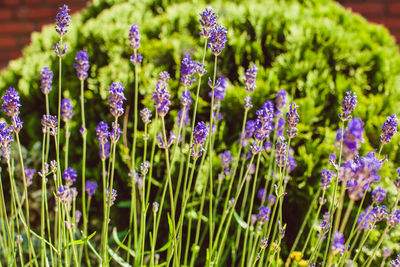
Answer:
[290,251,303,261]
[298,259,308,266]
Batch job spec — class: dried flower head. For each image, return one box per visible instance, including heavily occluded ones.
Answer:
[140,108,152,124]
[41,115,58,136]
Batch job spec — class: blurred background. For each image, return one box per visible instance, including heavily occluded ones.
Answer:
[1,0,400,69]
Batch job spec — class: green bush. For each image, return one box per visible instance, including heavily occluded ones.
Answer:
[1,0,400,260]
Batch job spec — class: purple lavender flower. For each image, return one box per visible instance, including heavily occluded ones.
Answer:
[196,62,206,76]
[331,231,346,255]
[250,141,264,155]
[180,55,197,87]
[275,89,287,113]
[40,67,53,95]
[254,101,274,141]
[372,186,386,203]
[394,167,400,191]
[383,247,391,259]
[61,98,73,122]
[199,7,218,39]
[339,91,357,121]
[110,122,122,143]
[106,188,117,206]
[129,23,141,50]
[193,121,208,147]
[0,123,13,160]
[73,50,90,80]
[181,90,192,109]
[11,116,23,133]
[257,189,266,202]
[286,103,299,138]
[320,220,330,234]
[63,167,77,186]
[96,121,110,145]
[243,64,258,93]
[156,131,176,149]
[276,117,285,137]
[55,5,71,37]
[41,115,58,136]
[260,237,268,249]
[140,108,152,124]
[275,137,287,168]
[240,120,256,146]
[336,117,364,160]
[152,72,171,117]
[357,207,378,230]
[99,141,110,160]
[320,168,333,190]
[256,205,271,224]
[209,77,227,102]
[376,205,388,221]
[108,82,126,118]
[390,254,400,267]
[387,210,400,227]
[177,109,190,127]
[244,95,252,110]
[54,43,68,57]
[220,150,233,174]
[286,154,297,173]
[85,181,98,197]
[2,88,20,118]
[24,167,35,187]
[57,185,72,204]
[380,114,398,145]
[130,54,143,65]
[208,24,227,56]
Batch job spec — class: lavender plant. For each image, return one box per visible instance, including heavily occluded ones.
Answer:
[1,3,400,267]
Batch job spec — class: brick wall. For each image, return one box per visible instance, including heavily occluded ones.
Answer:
[0,0,399,69]
[338,0,400,42]
[0,0,88,69]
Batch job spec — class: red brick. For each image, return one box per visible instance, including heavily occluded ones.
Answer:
[46,0,87,4]
[0,37,17,48]
[370,18,400,29]
[344,3,384,15]
[0,22,35,33]
[9,50,22,60]
[17,7,54,20]
[0,10,14,20]
[2,0,20,6]
[392,34,400,43]
[25,0,41,3]
[389,4,400,15]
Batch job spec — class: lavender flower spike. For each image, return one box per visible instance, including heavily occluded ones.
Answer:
[129,23,141,50]
[208,24,228,56]
[199,7,218,39]
[180,55,197,87]
[152,72,171,117]
[55,5,71,37]
[243,64,258,93]
[181,90,192,109]
[275,89,287,112]
[331,231,346,255]
[380,114,398,145]
[61,98,73,122]
[74,50,90,80]
[286,103,299,138]
[140,108,152,124]
[108,82,126,118]
[2,88,21,118]
[41,115,58,136]
[191,121,209,159]
[24,167,35,187]
[85,181,98,197]
[40,67,53,95]
[63,167,77,186]
[0,123,13,160]
[339,91,357,121]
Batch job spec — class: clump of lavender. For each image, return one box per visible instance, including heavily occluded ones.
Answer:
[40,67,53,95]
[243,64,258,93]
[85,181,98,197]
[199,7,218,39]
[41,115,58,136]
[108,82,126,118]
[380,114,398,145]
[331,231,346,255]
[286,103,299,138]
[74,50,90,80]
[339,91,357,121]
[208,24,228,56]
[63,167,77,186]
[140,108,152,124]
[191,121,209,159]
[152,72,171,117]
[24,167,36,187]
[336,117,364,160]
[61,98,73,122]
[180,55,197,87]
[372,186,386,203]
[55,5,71,37]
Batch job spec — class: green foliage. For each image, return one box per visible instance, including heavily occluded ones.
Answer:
[1,0,400,260]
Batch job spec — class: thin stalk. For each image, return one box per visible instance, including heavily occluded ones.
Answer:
[45,94,50,162]
[288,188,321,258]
[208,55,218,258]
[64,204,79,266]
[41,133,47,266]
[0,174,12,264]
[363,225,390,267]
[139,173,147,266]
[352,229,372,264]
[150,210,157,267]
[146,113,158,205]
[339,199,354,233]
[130,50,139,174]
[64,120,70,168]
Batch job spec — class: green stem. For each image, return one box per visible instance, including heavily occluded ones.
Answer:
[363,225,390,267]
[339,199,354,233]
